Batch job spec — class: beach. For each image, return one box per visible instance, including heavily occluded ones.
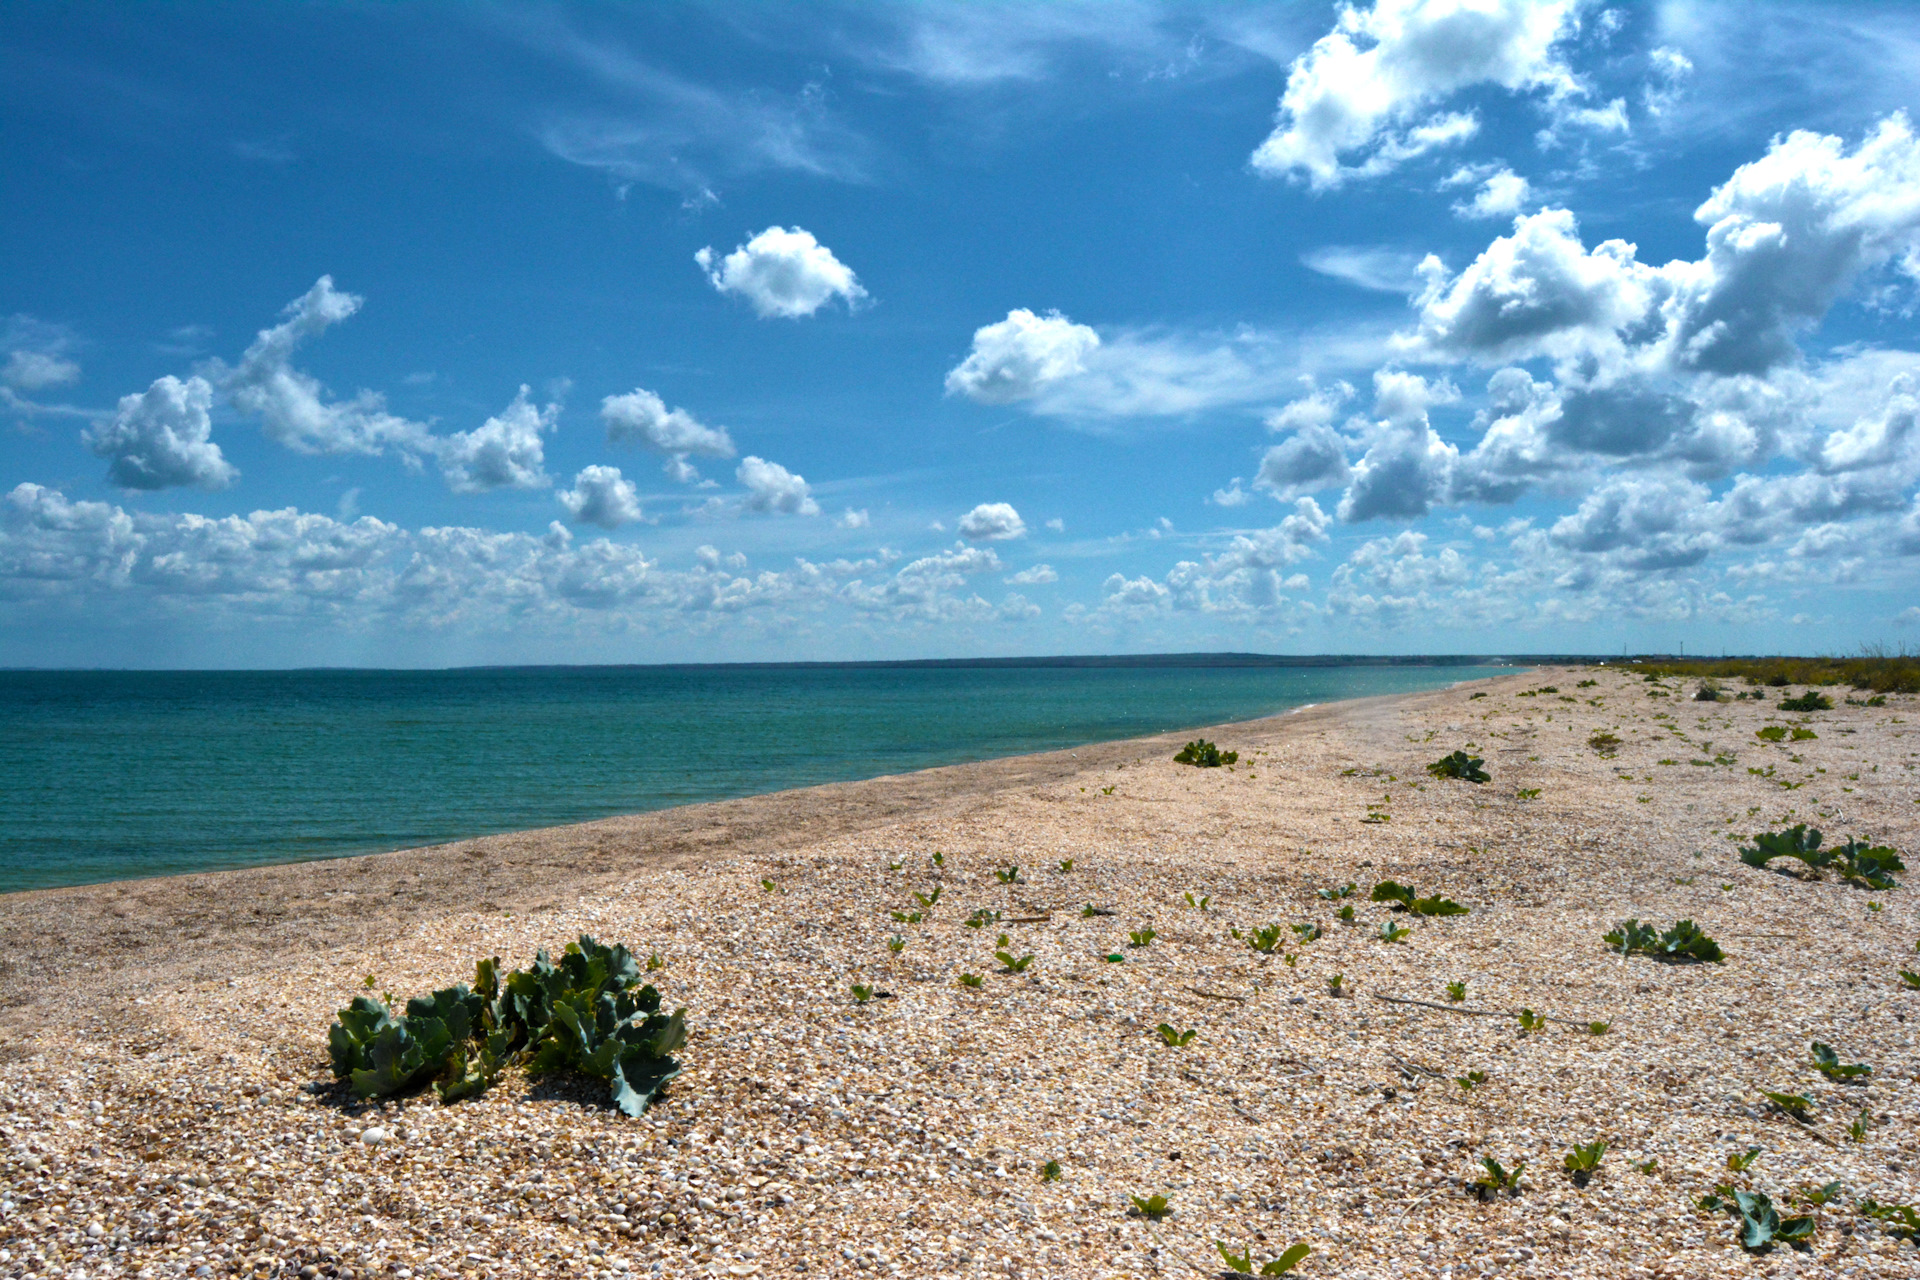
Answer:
[2,665,1917,1279]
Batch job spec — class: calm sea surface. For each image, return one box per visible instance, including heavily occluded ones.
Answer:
[0,663,1505,893]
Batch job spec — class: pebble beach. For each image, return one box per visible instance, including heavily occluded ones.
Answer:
[2,665,1917,1280]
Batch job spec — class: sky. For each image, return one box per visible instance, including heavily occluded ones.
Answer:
[5,0,1920,666]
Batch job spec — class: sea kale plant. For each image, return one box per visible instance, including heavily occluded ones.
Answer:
[1698,1188,1815,1252]
[1427,750,1490,782]
[328,936,688,1116]
[1738,825,1904,890]
[1174,739,1237,767]
[1604,918,1725,963]
[1370,881,1470,916]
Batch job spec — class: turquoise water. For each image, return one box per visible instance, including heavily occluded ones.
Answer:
[0,662,1504,893]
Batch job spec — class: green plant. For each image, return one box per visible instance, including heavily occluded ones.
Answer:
[1604,918,1725,963]
[1154,1024,1197,1047]
[1756,725,1789,742]
[1059,858,1075,872]
[1292,922,1325,943]
[1740,826,1904,889]
[851,984,874,1004]
[1127,928,1157,948]
[957,973,984,989]
[1811,1041,1872,1083]
[1632,1157,1659,1175]
[1128,1194,1171,1220]
[965,908,1001,929]
[996,950,1035,974]
[1471,1156,1525,1199]
[1041,1159,1062,1182]
[1369,881,1470,916]
[1427,750,1490,783]
[1859,1199,1920,1241]
[1727,1146,1762,1172]
[1900,970,1920,989]
[1184,892,1211,909]
[1516,787,1541,799]
[1317,882,1357,900]
[760,878,780,893]
[1516,1008,1547,1034]
[1699,1188,1814,1252]
[1588,731,1622,754]
[1763,1090,1814,1121]
[1564,1140,1608,1187]
[1588,1021,1611,1036]
[931,852,945,868]
[646,953,665,972]
[329,938,688,1116]
[1446,981,1467,1002]
[1336,904,1356,923]
[1848,1109,1873,1142]
[1215,1242,1311,1276]
[995,865,1021,885]
[1377,920,1411,943]
[913,886,943,908]
[886,935,906,954]
[1173,739,1237,767]
[1454,1069,1487,1092]
[1326,972,1345,996]
[890,910,924,924]
[1234,923,1285,953]
[1780,691,1834,712]
[1100,785,1114,795]
[1797,1181,1845,1207]
[1791,727,1818,741]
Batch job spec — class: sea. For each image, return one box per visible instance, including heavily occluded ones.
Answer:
[0,659,1509,893]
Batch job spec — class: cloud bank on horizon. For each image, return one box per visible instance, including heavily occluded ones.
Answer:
[4,0,1920,664]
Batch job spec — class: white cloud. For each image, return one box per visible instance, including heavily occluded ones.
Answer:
[1446,164,1532,218]
[1211,479,1253,507]
[1045,517,1065,532]
[1250,0,1583,189]
[736,456,819,515]
[433,387,559,494]
[944,309,1101,404]
[1005,563,1058,585]
[4,349,80,390]
[600,388,736,457]
[83,375,237,492]
[1301,245,1429,293]
[1255,381,1356,498]
[1338,371,1462,522]
[558,465,643,529]
[957,502,1026,541]
[696,227,867,319]
[835,507,871,529]
[215,276,430,457]
[1548,474,1717,569]
[842,544,1004,622]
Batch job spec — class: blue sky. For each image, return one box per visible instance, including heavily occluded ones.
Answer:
[5,1,1920,665]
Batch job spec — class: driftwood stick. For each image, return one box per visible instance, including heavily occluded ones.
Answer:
[1372,993,1597,1029]
[1184,985,1249,1003]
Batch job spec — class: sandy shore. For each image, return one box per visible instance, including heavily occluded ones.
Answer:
[2,666,1917,1280]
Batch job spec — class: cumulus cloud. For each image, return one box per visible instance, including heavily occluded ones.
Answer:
[1005,564,1057,585]
[836,507,871,529]
[944,309,1101,404]
[842,544,1004,622]
[1338,371,1462,522]
[1548,474,1717,569]
[736,456,819,515]
[1255,382,1355,498]
[1446,164,1532,218]
[215,276,430,457]
[957,502,1026,541]
[83,375,238,492]
[600,387,735,482]
[558,465,643,529]
[1250,0,1583,189]
[696,227,867,319]
[433,387,559,494]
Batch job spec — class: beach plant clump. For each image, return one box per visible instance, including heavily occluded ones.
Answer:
[1471,1156,1525,1199]
[1698,1188,1815,1252]
[1587,731,1623,756]
[1370,880,1470,916]
[1811,1042,1872,1083]
[1173,739,1238,767]
[1605,918,1725,963]
[1427,750,1490,782]
[1564,1140,1608,1188]
[1216,1241,1311,1275]
[1738,825,1904,890]
[1779,691,1834,712]
[328,936,688,1116]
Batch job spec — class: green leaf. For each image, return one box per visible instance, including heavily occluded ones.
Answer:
[1261,1243,1311,1276]
[1216,1242,1253,1274]
[1154,1023,1196,1047]
[1426,750,1490,783]
[1516,1008,1546,1033]
[958,973,983,989]
[995,951,1035,973]
[1761,1089,1812,1119]
[1810,1041,1872,1082]
[1369,881,1415,909]
[1173,739,1235,767]
[1376,920,1411,943]
[1454,1070,1486,1091]
[1726,1146,1762,1172]
[1128,928,1157,947]
[1445,981,1467,1002]
[1128,1193,1170,1219]
[1041,1160,1062,1183]
[1563,1140,1607,1175]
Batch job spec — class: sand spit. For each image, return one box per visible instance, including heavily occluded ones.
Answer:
[2,666,1918,1280]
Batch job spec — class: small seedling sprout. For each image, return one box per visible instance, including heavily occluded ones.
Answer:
[1127,1193,1171,1220]
[1041,1160,1062,1182]
[850,984,874,1004]
[1445,981,1467,1002]
[1154,1024,1197,1047]
[1128,928,1157,948]
[957,973,983,989]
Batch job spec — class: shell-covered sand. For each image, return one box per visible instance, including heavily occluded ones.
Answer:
[2,665,1917,1280]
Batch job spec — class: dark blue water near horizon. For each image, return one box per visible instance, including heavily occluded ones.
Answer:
[0,662,1507,893]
